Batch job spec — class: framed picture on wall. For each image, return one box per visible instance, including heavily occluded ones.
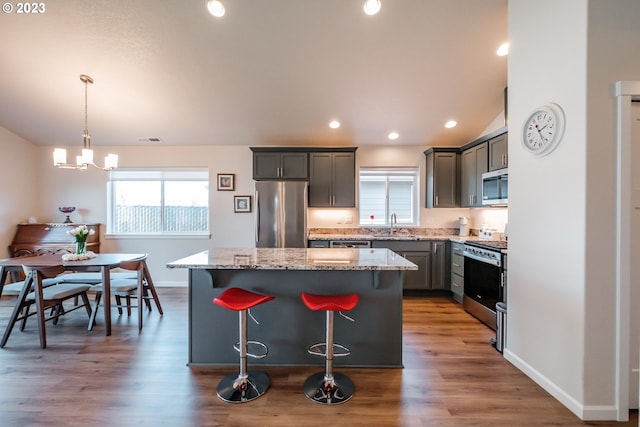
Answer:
[217,173,235,191]
[234,195,252,213]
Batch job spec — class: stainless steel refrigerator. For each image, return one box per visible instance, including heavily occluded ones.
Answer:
[255,181,308,248]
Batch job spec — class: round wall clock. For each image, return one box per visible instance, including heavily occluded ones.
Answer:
[521,103,565,156]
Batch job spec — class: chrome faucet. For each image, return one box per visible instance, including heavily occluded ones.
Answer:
[389,213,397,234]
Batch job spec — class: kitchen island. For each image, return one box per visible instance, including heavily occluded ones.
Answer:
[167,248,417,367]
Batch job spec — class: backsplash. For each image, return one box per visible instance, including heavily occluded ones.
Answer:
[309,227,461,236]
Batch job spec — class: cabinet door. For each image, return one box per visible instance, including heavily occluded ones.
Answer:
[402,251,431,290]
[488,133,508,171]
[280,153,308,179]
[332,152,355,207]
[474,144,488,206]
[309,152,355,207]
[309,153,332,206]
[253,153,281,179]
[430,241,449,290]
[426,150,458,208]
[433,153,458,207]
[460,149,475,207]
[460,143,488,207]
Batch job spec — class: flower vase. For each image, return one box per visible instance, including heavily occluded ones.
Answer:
[75,240,87,255]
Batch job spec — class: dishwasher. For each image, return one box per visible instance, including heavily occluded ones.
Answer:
[329,240,371,248]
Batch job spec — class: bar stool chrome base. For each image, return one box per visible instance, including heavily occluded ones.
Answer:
[217,371,270,403]
[303,372,354,405]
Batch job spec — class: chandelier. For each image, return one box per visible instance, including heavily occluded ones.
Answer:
[53,74,118,171]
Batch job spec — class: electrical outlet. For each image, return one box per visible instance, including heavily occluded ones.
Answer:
[345,215,353,224]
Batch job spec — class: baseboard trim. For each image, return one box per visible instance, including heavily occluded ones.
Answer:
[504,348,619,421]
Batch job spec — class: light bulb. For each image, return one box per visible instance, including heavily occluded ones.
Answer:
[53,148,67,165]
[363,0,382,16]
[496,42,509,56]
[207,0,225,17]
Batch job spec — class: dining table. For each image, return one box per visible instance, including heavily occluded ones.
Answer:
[0,253,147,338]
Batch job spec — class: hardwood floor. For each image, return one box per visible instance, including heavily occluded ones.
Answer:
[0,288,636,427]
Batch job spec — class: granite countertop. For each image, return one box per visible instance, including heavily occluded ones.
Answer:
[167,248,418,271]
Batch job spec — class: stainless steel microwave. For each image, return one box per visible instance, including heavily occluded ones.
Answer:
[482,169,508,205]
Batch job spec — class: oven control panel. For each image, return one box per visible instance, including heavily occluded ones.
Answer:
[463,245,502,267]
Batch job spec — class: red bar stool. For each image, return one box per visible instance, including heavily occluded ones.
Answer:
[300,292,359,405]
[212,288,275,403]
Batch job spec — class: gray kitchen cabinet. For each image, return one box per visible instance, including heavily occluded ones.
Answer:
[371,240,448,291]
[425,148,459,208]
[402,251,431,290]
[251,149,308,180]
[488,132,508,171]
[309,150,356,207]
[450,241,464,303]
[430,241,449,290]
[460,142,488,207]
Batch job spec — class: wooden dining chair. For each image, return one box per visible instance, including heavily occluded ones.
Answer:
[87,255,161,331]
[0,265,93,349]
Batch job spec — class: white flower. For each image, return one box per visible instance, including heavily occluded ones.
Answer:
[67,225,95,238]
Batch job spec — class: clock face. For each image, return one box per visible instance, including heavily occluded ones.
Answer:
[522,103,565,156]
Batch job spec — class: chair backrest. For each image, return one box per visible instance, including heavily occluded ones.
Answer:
[119,255,148,272]
[22,264,66,280]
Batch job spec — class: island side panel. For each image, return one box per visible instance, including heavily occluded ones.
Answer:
[188,268,403,367]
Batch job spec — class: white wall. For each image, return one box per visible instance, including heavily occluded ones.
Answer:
[507,0,640,420]
[0,127,40,253]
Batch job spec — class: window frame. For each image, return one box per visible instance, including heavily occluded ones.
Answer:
[106,168,210,238]
[358,167,420,227]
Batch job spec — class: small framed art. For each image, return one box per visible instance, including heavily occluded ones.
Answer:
[217,173,235,191]
[234,195,252,213]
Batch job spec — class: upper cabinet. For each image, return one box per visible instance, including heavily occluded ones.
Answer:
[309,149,356,207]
[425,148,459,208]
[251,148,309,180]
[460,127,507,207]
[488,132,508,171]
[460,142,488,207]
[251,147,357,208]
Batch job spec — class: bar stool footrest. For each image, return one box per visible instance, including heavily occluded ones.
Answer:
[217,370,270,403]
[308,342,351,357]
[303,372,354,405]
[233,340,269,359]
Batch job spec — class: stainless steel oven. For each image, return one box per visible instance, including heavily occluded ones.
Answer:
[463,241,506,331]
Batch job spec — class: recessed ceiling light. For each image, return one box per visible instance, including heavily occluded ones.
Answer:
[329,120,341,129]
[496,42,509,56]
[207,0,225,17]
[388,131,399,140]
[363,0,382,16]
[445,120,457,129]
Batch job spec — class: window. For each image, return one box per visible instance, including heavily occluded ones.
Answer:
[107,168,209,236]
[359,167,419,226]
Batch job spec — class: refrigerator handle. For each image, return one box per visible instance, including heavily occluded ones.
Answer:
[255,189,260,245]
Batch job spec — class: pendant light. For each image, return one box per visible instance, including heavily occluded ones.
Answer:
[53,74,118,171]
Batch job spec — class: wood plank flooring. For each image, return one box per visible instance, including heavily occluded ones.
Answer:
[0,288,636,427]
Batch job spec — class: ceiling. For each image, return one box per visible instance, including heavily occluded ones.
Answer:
[0,0,507,149]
